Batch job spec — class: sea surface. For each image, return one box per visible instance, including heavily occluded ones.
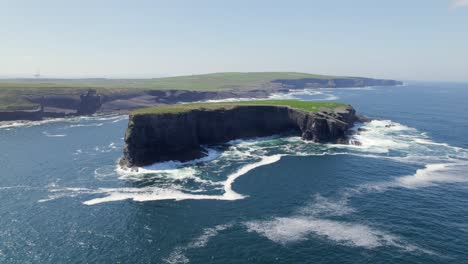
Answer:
[1,82,468,263]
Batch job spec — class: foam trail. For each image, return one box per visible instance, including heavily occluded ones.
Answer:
[0,114,127,130]
[223,155,282,200]
[244,192,434,254]
[82,187,219,205]
[61,154,282,205]
[245,217,396,248]
[164,224,233,264]
[67,123,104,128]
[396,163,468,188]
[42,131,67,137]
[245,211,433,254]
[297,194,355,217]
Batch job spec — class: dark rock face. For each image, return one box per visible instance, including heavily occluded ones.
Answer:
[27,95,81,110]
[0,108,43,121]
[77,90,102,115]
[121,105,358,167]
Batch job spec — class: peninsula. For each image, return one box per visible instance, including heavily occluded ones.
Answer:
[120,100,360,167]
[0,72,401,121]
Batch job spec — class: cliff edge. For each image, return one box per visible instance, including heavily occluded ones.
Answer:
[120,100,359,167]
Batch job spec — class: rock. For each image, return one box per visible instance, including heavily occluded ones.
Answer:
[121,105,358,167]
[77,89,102,115]
[357,115,372,123]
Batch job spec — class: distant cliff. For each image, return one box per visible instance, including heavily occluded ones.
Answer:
[120,103,358,167]
[0,74,401,121]
[0,89,102,121]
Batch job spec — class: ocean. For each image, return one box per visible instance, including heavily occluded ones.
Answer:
[1,82,467,263]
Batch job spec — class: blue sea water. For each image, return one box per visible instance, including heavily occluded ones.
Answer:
[1,82,468,263]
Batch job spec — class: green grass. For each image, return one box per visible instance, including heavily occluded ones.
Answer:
[0,72,350,111]
[131,100,346,115]
[0,72,347,91]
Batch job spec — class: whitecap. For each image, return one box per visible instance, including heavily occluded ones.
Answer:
[396,163,468,188]
[42,131,67,137]
[67,123,104,128]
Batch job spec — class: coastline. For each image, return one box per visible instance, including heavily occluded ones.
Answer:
[0,76,402,122]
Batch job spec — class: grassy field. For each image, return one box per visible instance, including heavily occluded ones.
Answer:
[0,72,345,90]
[131,100,346,115]
[0,72,347,111]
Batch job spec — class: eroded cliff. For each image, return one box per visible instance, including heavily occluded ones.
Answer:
[120,104,358,167]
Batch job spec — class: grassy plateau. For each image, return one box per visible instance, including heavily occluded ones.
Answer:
[131,100,346,115]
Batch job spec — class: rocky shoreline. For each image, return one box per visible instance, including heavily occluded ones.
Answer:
[0,77,401,122]
[120,104,360,167]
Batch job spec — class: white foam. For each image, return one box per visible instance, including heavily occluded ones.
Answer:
[42,131,67,137]
[269,89,339,101]
[223,154,282,200]
[396,163,468,188]
[164,224,233,264]
[0,114,127,130]
[347,120,415,153]
[0,118,66,129]
[118,148,221,175]
[245,216,427,252]
[42,153,282,205]
[298,194,354,217]
[82,186,218,205]
[67,123,104,128]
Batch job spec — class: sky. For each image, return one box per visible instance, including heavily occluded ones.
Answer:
[0,0,467,81]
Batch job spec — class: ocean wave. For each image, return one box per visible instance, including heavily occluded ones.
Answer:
[0,114,127,130]
[0,118,66,129]
[347,120,468,189]
[67,123,104,128]
[269,89,339,101]
[42,131,67,137]
[396,162,468,188]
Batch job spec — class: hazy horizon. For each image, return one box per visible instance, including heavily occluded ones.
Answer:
[1,0,468,81]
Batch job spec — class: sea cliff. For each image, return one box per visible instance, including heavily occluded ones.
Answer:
[0,73,402,121]
[120,101,358,167]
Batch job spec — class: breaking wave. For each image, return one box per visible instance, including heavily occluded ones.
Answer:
[269,89,339,101]
[42,131,67,137]
[0,114,127,130]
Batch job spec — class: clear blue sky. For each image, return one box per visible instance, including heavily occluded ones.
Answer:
[1,0,467,81]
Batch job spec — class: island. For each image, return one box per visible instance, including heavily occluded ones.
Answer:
[120,100,361,167]
[0,72,401,121]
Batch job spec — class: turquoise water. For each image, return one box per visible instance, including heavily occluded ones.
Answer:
[1,82,468,263]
